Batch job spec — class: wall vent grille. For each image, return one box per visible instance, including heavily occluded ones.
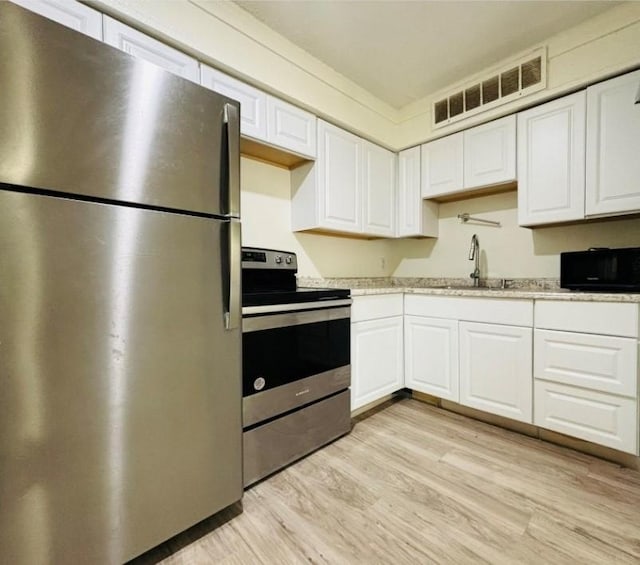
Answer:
[433,47,547,129]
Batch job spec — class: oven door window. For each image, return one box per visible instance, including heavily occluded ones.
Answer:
[242,316,349,396]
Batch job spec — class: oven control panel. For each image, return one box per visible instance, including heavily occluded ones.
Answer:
[242,247,297,271]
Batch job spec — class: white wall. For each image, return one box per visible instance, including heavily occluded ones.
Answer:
[394,191,640,280]
[244,159,640,281]
[241,157,396,278]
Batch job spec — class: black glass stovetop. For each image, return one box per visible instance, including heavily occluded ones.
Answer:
[242,287,350,308]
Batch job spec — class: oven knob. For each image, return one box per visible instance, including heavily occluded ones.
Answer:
[285,255,293,264]
[254,377,266,391]
[275,255,282,264]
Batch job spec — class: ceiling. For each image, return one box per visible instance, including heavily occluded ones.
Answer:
[232,0,620,109]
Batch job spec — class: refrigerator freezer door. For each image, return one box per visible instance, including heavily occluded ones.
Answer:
[0,3,240,218]
[0,191,242,564]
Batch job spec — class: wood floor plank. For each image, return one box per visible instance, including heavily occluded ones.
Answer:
[146,399,640,564]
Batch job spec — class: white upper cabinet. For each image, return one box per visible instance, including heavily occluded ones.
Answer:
[200,66,316,158]
[421,132,463,198]
[517,91,586,226]
[586,69,640,217]
[10,0,102,39]
[362,142,396,237]
[464,114,516,189]
[292,120,400,237]
[316,120,362,233]
[102,17,200,82]
[397,147,438,238]
[421,115,516,199]
[266,97,316,158]
[200,65,267,140]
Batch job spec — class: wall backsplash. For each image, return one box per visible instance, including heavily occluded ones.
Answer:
[241,157,640,280]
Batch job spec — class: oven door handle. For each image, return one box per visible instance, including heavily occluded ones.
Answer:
[242,299,351,316]
[242,305,351,333]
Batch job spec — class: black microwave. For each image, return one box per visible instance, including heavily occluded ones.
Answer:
[561,247,640,292]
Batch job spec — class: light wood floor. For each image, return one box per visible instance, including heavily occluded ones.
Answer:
[132,398,640,564]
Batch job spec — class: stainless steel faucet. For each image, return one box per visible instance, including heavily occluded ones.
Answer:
[469,234,480,287]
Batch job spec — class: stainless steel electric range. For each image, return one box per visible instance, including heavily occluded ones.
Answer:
[241,247,352,486]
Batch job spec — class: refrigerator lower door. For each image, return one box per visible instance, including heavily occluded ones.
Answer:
[0,191,242,564]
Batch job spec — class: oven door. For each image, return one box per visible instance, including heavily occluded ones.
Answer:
[242,303,351,427]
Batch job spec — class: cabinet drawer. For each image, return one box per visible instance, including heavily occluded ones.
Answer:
[404,295,533,326]
[535,301,638,337]
[534,380,638,454]
[534,330,637,397]
[351,294,403,322]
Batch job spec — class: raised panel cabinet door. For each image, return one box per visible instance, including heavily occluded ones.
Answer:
[421,132,463,198]
[351,317,404,411]
[200,65,267,141]
[397,147,438,238]
[534,381,638,454]
[405,316,459,401]
[103,16,199,83]
[586,69,640,216]
[362,141,396,237]
[517,92,586,226]
[267,97,317,158]
[317,120,362,233]
[464,114,516,190]
[459,321,533,423]
[534,329,637,397]
[10,0,102,39]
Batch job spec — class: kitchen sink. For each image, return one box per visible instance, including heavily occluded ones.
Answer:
[428,285,507,291]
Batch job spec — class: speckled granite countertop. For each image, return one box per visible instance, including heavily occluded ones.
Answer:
[296,277,640,303]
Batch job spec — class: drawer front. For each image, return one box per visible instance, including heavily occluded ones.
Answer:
[351,294,403,322]
[535,330,637,397]
[404,295,533,326]
[535,301,639,337]
[534,381,638,454]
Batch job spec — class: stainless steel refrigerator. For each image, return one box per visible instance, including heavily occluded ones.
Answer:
[0,4,242,564]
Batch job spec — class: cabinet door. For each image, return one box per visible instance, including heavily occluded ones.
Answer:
[397,147,438,237]
[421,133,463,198]
[200,65,267,140]
[317,120,362,233]
[362,142,396,237]
[10,0,102,39]
[586,69,640,216]
[267,97,317,158]
[464,115,516,189]
[405,316,458,401]
[517,91,586,226]
[459,321,533,423]
[535,381,638,454]
[351,317,404,411]
[103,16,199,82]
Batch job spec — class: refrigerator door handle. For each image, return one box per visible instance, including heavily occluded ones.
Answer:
[223,102,240,218]
[223,219,242,331]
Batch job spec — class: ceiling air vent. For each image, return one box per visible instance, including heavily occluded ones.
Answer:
[433,47,546,129]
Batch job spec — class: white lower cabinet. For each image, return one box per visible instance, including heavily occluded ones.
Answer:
[404,316,458,401]
[351,295,404,411]
[534,380,637,454]
[532,300,639,454]
[459,321,533,423]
